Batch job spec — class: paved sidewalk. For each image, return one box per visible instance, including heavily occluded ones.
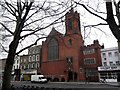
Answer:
[104,82,120,87]
[51,81,120,87]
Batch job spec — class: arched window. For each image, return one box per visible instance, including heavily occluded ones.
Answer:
[48,38,59,60]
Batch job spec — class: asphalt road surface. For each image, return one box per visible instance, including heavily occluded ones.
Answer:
[11,81,120,90]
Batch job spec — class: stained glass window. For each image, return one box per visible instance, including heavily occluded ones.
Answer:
[48,38,59,60]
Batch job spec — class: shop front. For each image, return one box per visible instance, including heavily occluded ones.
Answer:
[98,65,120,82]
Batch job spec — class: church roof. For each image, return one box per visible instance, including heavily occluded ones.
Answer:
[48,27,63,38]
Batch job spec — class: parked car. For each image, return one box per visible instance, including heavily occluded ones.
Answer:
[31,75,48,83]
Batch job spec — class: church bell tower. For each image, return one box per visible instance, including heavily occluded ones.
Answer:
[65,8,81,35]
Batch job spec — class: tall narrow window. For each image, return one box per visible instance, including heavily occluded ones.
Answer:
[48,38,59,60]
[68,19,72,30]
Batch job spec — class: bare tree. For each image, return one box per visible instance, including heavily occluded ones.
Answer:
[0,0,70,90]
[106,0,120,51]
[1,0,120,89]
[73,0,120,51]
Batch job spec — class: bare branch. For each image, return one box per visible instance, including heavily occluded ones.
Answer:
[1,15,16,22]
[0,43,8,53]
[21,17,64,40]
[25,6,42,22]
[87,5,106,14]
[74,1,106,21]
[17,30,75,54]
[83,23,109,40]
[84,23,108,27]
[0,22,14,35]
[17,0,22,19]
[106,1,120,41]
[4,0,17,17]
[22,1,34,21]
[16,36,46,54]
[24,4,70,28]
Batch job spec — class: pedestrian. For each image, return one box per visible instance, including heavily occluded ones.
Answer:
[86,76,89,84]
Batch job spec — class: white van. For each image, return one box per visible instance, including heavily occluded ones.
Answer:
[31,75,48,83]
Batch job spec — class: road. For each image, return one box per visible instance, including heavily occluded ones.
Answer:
[11,81,120,90]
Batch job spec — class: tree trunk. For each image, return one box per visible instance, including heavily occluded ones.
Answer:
[118,41,120,52]
[106,1,120,39]
[2,40,19,90]
[1,1,33,90]
[106,1,120,52]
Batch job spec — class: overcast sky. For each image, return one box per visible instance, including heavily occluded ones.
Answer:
[0,0,118,59]
[55,0,118,48]
[76,0,118,48]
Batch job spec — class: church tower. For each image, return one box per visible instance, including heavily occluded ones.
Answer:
[65,8,81,35]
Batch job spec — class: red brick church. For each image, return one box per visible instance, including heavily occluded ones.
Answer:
[39,8,102,82]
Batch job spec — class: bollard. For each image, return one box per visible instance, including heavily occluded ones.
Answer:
[26,85,31,90]
[58,88,62,90]
[54,88,59,90]
[52,87,56,90]
[17,87,23,90]
[65,88,72,90]
[32,86,38,90]
[15,87,19,90]
[19,87,24,90]
[40,87,45,90]
[35,86,39,90]
[22,85,27,90]
[45,87,50,90]
[10,85,14,90]
[31,86,35,90]
[46,87,52,90]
